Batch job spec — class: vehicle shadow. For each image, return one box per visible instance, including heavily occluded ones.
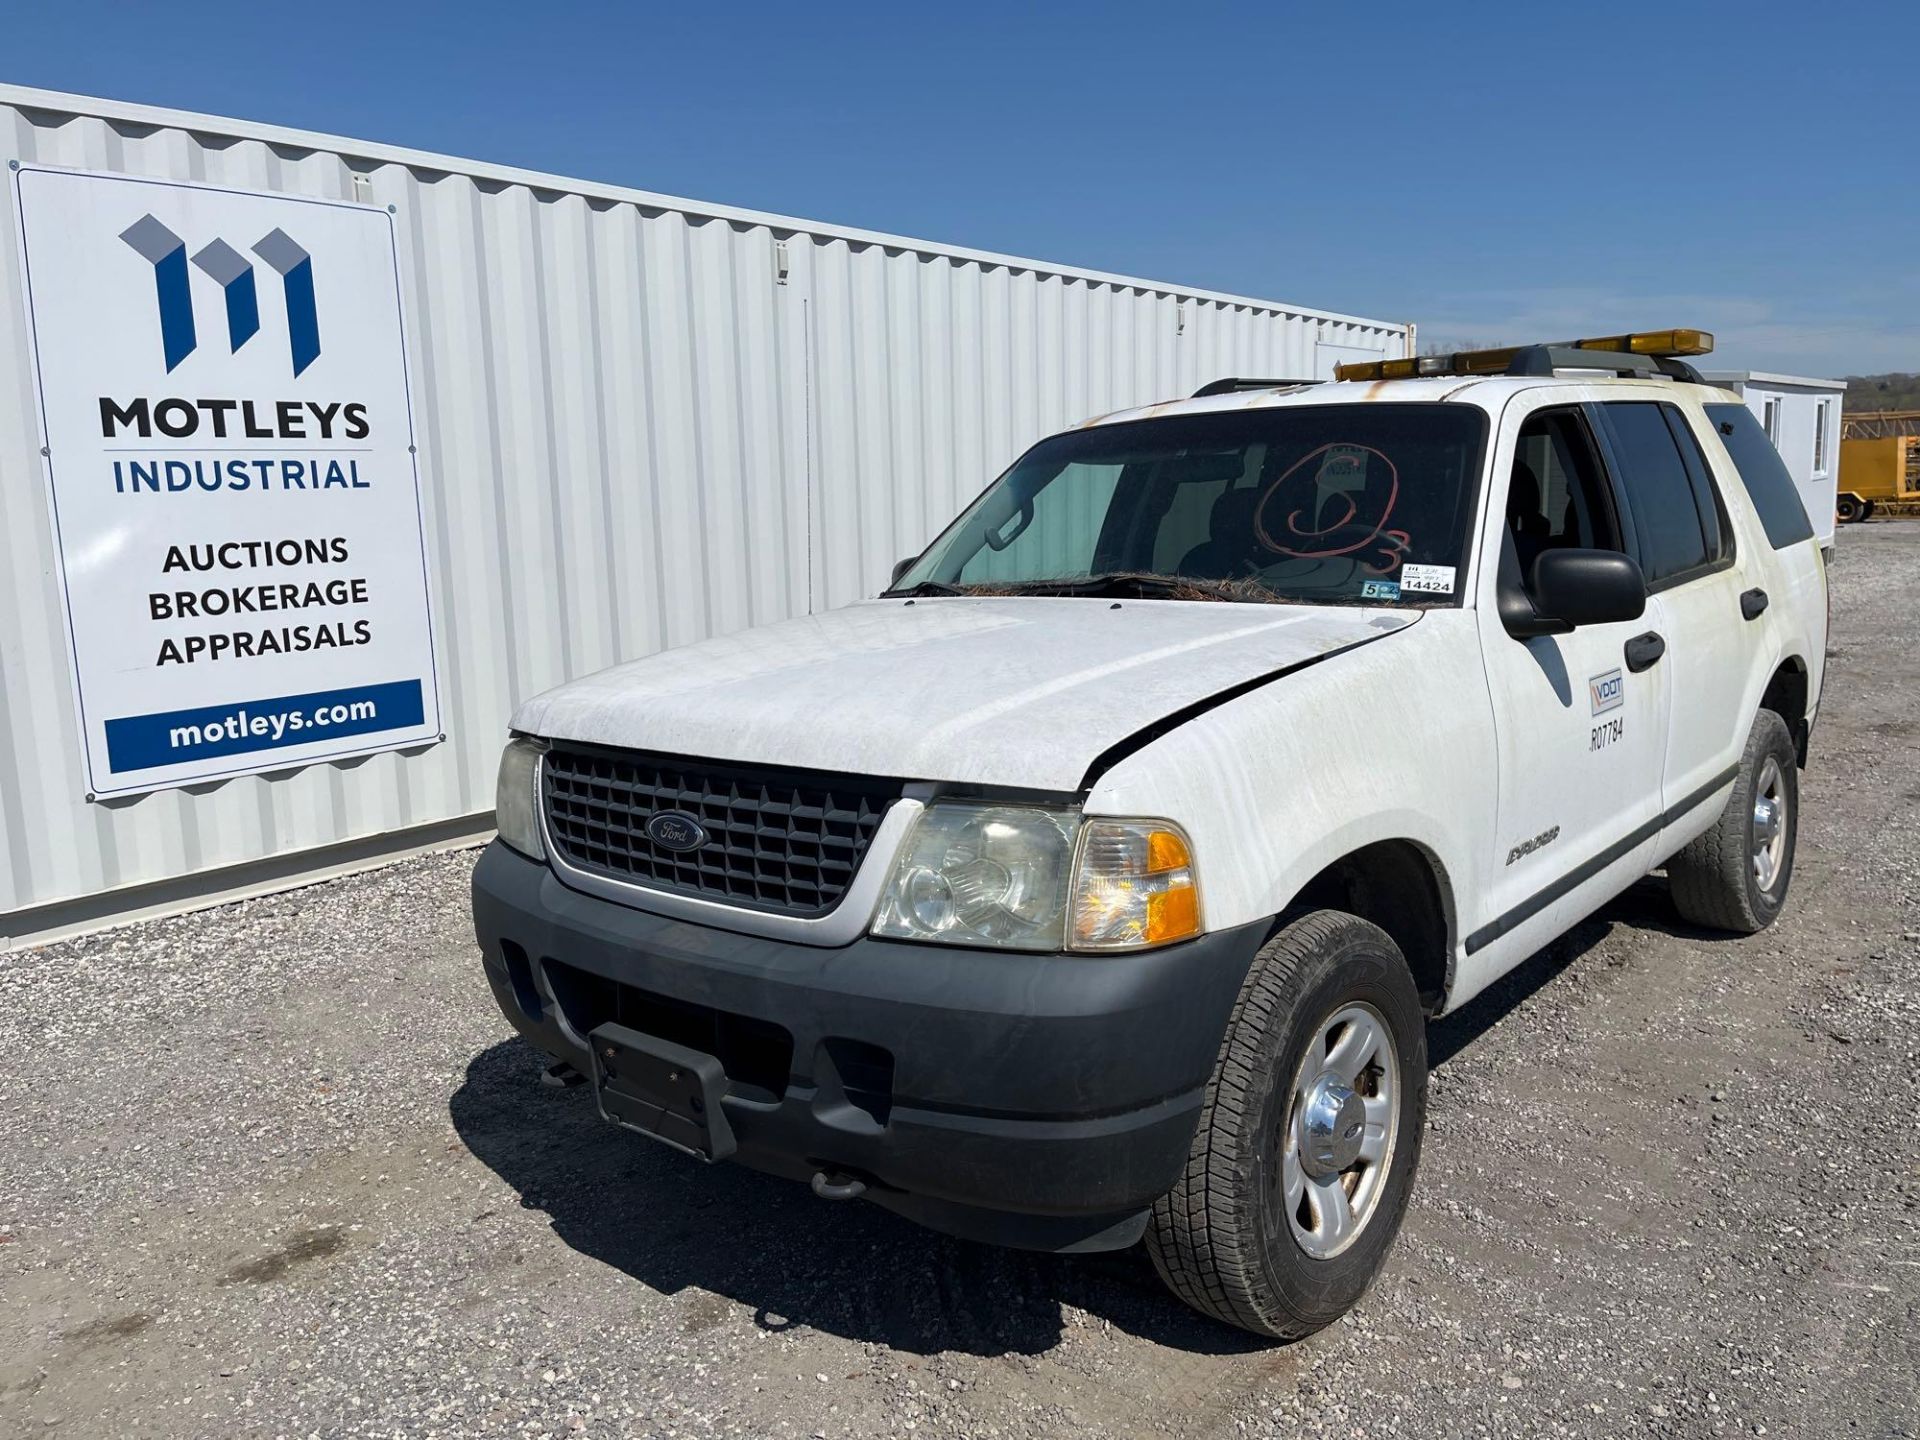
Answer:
[448,874,1702,1359]
[1427,874,1712,1068]
[449,1037,1268,1359]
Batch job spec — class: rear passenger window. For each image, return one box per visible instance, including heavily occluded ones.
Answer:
[1706,403,1815,549]
[1667,409,1733,564]
[1596,402,1714,583]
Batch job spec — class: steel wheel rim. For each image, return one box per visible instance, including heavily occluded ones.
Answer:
[1751,756,1788,893]
[1281,1001,1399,1261]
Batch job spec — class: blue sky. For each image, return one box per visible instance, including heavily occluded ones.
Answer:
[10,2,1913,375]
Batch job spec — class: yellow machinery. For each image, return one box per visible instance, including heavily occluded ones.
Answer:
[1837,435,1920,522]
[1842,409,1920,441]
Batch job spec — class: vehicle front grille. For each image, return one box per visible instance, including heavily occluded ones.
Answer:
[541,743,902,917]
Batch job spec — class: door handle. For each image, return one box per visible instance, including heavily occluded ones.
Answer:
[1624,631,1666,673]
[1741,587,1769,620]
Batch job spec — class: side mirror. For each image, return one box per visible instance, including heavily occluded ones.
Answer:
[889,557,916,587]
[1530,549,1646,628]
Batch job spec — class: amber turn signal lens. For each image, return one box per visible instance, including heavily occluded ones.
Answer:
[1070,819,1202,951]
[1145,883,1200,944]
[1146,828,1191,874]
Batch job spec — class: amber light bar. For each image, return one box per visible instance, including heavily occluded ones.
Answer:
[1336,328,1715,382]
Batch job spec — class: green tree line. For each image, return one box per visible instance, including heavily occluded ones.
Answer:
[1845,374,1920,411]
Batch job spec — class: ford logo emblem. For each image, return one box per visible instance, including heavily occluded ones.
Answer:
[645,810,708,853]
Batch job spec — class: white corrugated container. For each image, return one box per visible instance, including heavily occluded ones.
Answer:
[1703,371,1846,550]
[0,85,1410,947]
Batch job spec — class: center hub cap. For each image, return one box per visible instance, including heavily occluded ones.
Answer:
[1299,1073,1366,1178]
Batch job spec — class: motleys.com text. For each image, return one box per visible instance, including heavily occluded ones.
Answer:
[101,679,428,776]
[168,696,381,751]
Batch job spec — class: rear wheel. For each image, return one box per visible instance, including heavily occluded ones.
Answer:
[1146,912,1426,1339]
[1836,494,1864,524]
[1667,710,1798,934]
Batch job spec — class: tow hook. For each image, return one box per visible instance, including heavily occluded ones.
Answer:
[811,1169,868,1202]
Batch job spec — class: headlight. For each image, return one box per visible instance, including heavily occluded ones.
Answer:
[494,736,547,859]
[871,804,1077,949]
[870,804,1201,952]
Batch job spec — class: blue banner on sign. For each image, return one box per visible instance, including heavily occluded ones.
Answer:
[103,679,426,773]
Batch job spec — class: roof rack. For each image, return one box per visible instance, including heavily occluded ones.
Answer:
[1191,377,1321,398]
[1335,328,1714,385]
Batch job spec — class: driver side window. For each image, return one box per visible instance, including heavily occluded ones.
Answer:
[1507,408,1622,588]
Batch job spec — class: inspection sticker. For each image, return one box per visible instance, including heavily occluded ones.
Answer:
[1399,563,1455,594]
[1360,579,1401,601]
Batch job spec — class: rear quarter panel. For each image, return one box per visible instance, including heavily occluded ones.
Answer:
[1675,402,1829,720]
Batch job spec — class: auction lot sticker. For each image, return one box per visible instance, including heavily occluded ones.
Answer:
[13,165,440,798]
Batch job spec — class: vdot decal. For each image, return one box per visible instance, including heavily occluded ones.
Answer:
[1588,668,1624,716]
[120,215,321,375]
[1588,667,1626,751]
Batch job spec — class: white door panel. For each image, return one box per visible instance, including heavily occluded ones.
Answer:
[1656,564,1755,816]
[1474,601,1670,950]
[1468,392,1671,964]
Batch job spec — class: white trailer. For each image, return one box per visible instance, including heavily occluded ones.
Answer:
[1703,372,1846,550]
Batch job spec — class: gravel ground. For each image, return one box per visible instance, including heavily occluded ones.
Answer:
[3,523,1918,1440]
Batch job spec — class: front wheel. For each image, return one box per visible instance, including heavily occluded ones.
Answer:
[1836,494,1863,524]
[1146,912,1426,1339]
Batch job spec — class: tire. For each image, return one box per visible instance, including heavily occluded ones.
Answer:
[1146,911,1426,1339]
[1667,710,1798,934]
[1836,494,1862,524]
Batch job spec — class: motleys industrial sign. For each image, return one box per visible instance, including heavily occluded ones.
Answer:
[12,165,441,798]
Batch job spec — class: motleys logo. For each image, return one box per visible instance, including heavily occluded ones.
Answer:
[120,214,321,375]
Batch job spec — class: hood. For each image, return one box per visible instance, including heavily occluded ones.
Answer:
[512,597,1416,793]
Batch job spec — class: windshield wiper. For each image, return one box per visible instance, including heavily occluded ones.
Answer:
[995,572,1277,603]
[887,573,1278,602]
[884,579,967,597]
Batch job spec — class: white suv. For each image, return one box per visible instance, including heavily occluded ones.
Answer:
[474,330,1827,1338]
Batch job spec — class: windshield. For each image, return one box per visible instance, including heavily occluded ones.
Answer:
[891,403,1489,605]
